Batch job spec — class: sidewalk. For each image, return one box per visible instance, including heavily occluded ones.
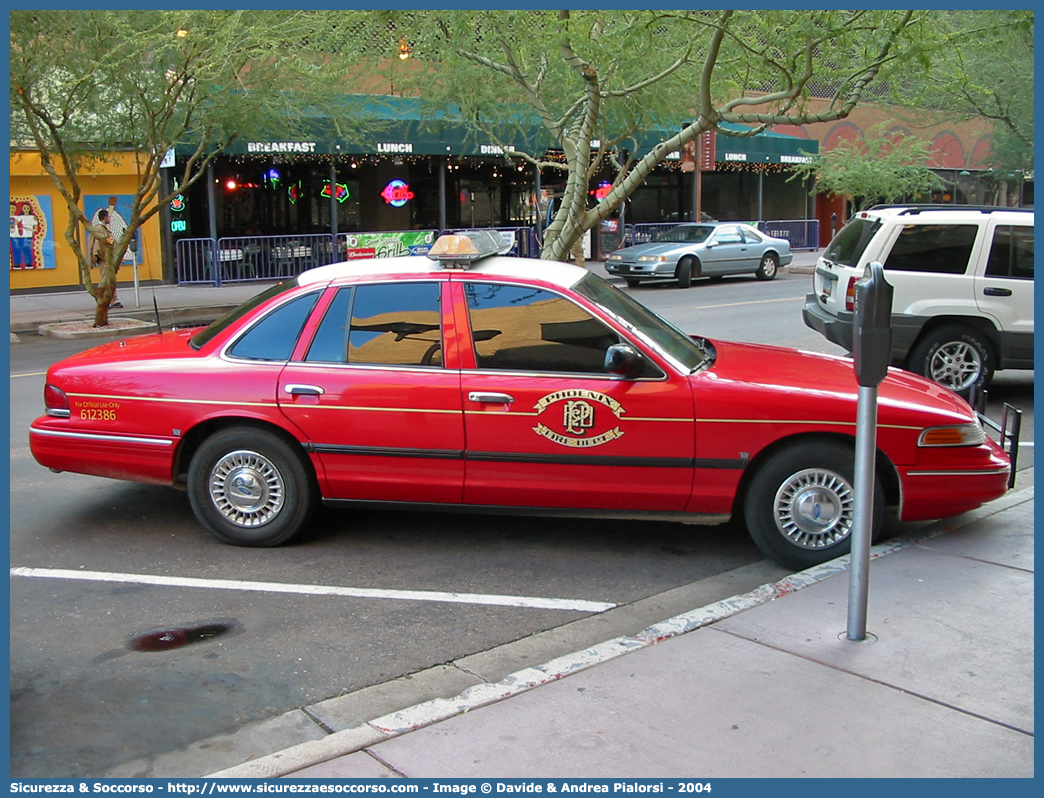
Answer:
[9,251,823,340]
[210,474,1033,779]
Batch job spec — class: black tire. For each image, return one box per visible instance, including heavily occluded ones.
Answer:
[907,324,994,397]
[743,441,884,570]
[755,252,779,281]
[188,426,317,547]
[676,257,694,288]
[624,278,642,288]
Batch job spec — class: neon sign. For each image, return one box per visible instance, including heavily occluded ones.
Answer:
[592,182,612,200]
[322,182,351,203]
[381,180,414,207]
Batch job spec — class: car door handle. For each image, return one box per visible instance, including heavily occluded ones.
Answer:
[983,287,1012,297]
[468,391,514,404]
[285,384,325,396]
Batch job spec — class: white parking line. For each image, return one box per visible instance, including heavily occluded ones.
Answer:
[9,566,616,613]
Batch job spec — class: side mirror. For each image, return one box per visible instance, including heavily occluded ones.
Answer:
[604,343,643,378]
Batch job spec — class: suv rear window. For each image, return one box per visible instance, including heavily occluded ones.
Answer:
[824,218,880,266]
[884,224,978,274]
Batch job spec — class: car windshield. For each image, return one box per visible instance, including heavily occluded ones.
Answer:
[189,279,301,350]
[654,225,714,244]
[573,273,713,372]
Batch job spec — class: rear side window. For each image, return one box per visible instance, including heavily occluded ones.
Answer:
[307,282,443,367]
[883,224,978,274]
[228,292,319,361]
[985,226,1034,280]
[824,218,880,266]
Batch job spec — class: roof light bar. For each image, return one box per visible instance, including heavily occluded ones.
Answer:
[427,231,511,268]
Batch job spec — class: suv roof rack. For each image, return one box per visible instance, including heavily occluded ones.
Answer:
[866,204,1033,216]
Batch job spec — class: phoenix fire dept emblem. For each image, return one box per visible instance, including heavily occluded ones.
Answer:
[533,390,625,448]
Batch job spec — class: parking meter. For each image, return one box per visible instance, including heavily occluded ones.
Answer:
[847,261,893,641]
[852,261,893,387]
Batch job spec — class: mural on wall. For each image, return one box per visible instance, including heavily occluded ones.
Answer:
[10,195,56,270]
[85,194,139,265]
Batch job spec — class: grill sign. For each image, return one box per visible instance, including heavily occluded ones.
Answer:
[533,390,625,448]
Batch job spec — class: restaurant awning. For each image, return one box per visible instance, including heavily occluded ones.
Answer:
[215,96,816,164]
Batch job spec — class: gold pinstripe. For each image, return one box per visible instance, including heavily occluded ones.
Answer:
[66,393,921,430]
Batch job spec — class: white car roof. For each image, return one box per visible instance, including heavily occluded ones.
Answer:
[297,254,589,290]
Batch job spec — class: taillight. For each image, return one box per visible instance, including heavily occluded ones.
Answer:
[844,276,859,311]
[44,383,71,418]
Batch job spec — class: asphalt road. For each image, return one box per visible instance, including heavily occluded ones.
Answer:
[9,267,1033,777]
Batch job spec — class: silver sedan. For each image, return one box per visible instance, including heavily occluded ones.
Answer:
[605,223,793,288]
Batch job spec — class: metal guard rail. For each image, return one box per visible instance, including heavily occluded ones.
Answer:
[970,387,1023,489]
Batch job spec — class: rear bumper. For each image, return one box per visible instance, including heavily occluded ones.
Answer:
[30,420,176,485]
[803,295,926,362]
[802,294,854,351]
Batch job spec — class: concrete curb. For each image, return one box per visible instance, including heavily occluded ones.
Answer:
[207,479,1033,779]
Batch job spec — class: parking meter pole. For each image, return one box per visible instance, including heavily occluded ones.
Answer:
[847,261,893,642]
[848,385,877,639]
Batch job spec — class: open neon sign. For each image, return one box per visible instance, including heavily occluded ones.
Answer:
[381,180,414,207]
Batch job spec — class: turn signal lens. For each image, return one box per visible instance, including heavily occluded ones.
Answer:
[44,383,71,418]
[918,423,986,447]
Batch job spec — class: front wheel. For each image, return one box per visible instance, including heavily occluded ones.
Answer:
[907,324,994,397]
[676,257,695,288]
[743,441,883,570]
[624,278,642,288]
[755,253,779,281]
[188,426,316,546]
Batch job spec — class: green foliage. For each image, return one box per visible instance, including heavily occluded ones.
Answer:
[10,9,365,324]
[337,9,932,259]
[893,10,1034,175]
[788,127,946,211]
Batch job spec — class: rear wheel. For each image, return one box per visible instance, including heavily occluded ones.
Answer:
[744,441,883,570]
[907,324,994,396]
[188,426,316,547]
[755,253,779,281]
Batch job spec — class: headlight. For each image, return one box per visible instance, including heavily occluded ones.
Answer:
[637,255,667,262]
[918,423,986,447]
[607,254,622,261]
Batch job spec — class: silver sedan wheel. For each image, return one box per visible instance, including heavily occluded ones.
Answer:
[926,340,983,392]
[208,449,285,528]
[773,467,855,550]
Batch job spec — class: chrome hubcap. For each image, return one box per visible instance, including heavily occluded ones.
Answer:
[209,449,284,527]
[774,468,854,550]
[928,342,981,391]
[761,256,776,276]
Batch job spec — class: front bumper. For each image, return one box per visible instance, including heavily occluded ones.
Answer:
[605,260,677,278]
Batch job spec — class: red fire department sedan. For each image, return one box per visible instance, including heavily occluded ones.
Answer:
[30,232,1013,569]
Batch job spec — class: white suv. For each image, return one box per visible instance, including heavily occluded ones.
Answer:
[803,205,1033,395]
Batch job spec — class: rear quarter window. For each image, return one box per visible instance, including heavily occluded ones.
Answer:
[883,224,978,274]
[985,225,1034,280]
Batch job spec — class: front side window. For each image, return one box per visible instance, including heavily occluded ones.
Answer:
[883,224,978,274]
[713,225,744,244]
[985,225,1034,280]
[228,292,319,361]
[306,282,443,367]
[464,282,622,374]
